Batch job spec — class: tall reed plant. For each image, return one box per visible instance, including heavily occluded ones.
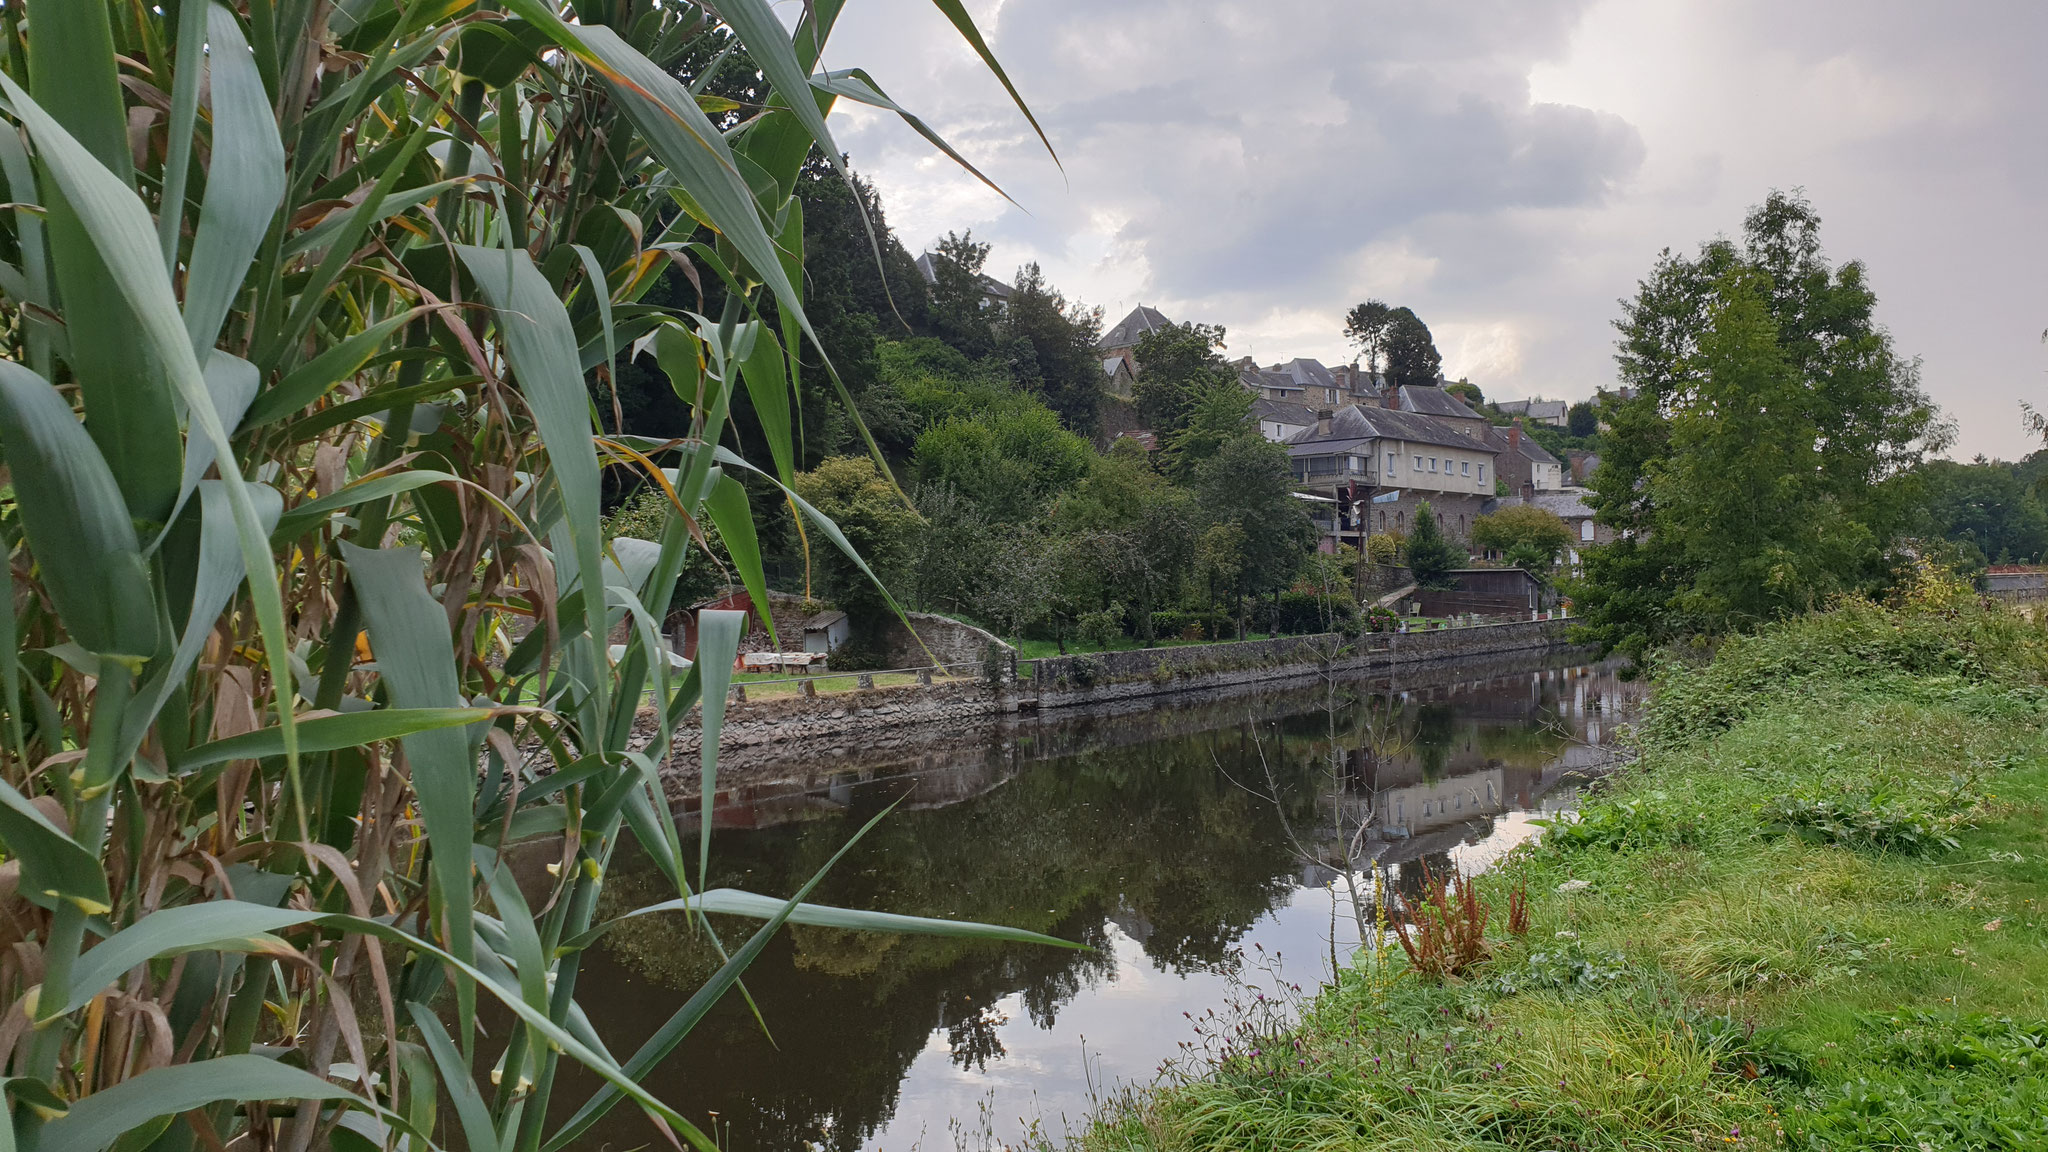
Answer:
[0,2,1069,1149]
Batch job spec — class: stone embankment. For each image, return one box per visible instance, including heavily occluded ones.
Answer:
[655,618,1584,785]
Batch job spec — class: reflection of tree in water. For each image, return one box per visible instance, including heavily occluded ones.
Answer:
[946,1001,1009,1071]
[1412,702,1459,781]
[572,723,1321,1152]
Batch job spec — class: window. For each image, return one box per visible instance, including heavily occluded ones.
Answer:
[1414,455,1423,469]
[1461,461,1470,476]
[1387,452,1397,473]
[1379,510,1387,531]
[1478,464,1486,483]
[1580,519,1595,542]
[1396,512,1405,530]
[1429,458,1438,473]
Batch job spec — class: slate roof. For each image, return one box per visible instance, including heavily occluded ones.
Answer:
[1240,365,1304,395]
[1284,404,1496,454]
[1502,488,1598,521]
[914,252,1011,301]
[1484,427,1562,465]
[1495,398,1569,422]
[1396,384,1485,421]
[1099,305,1174,350]
[1269,357,1337,391]
[1252,398,1317,428]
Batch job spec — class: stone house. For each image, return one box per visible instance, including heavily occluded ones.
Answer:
[1493,397,1569,427]
[1282,400,1500,550]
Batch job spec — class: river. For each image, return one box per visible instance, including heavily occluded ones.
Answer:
[559,656,1645,1151]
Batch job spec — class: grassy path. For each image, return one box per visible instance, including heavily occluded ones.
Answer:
[1073,587,2048,1151]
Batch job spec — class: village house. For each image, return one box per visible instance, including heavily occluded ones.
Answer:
[914,251,1012,311]
[1493,397,1569,427]
[1281,388,1501,551]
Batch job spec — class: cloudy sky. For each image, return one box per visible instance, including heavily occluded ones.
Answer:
[812,0,2047,459]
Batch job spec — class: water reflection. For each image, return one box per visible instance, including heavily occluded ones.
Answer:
[562,661,1644,1151]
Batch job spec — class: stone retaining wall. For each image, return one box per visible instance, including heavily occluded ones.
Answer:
[653,618,1583,786]
[1025,618,1577,709]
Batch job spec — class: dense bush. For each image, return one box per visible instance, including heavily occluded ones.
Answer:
[1645,569,2048,745]
[1258,589,1359,634]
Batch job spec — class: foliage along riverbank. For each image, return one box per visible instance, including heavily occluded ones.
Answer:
[1069,572,2048,1151]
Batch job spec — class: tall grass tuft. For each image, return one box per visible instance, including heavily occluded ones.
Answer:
[0,3,1072,1149]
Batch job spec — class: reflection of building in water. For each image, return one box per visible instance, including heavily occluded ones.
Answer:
[1314,663,1645,869]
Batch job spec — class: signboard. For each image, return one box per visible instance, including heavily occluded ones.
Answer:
[1372,490,1402,504]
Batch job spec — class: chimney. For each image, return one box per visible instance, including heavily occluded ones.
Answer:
[1315,408,1333,437]
[1508,419,1523,458]
[1383,384,1400,410]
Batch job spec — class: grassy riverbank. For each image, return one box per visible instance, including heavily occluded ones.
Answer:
[1072,577,2048,1151]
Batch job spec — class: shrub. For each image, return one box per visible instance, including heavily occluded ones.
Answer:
[1759,788,1967,855]
[1645,578,2048,746]
[1536,792,1702,852]
[1366,531,1403,565]
[1484,942,1633,996]
[1077,603,1126,649]
[1266,589,1359,634]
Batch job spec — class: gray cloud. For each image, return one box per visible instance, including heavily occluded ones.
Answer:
[819,0,2048,457]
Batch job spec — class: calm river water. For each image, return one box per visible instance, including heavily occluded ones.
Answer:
[562,656,1645,1151]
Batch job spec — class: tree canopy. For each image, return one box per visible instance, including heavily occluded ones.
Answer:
[1573,191,1947,658]
[1405,501,1463,589]
[1132,322,1235,435]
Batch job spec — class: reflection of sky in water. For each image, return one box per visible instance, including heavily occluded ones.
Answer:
[877,890,1345,1150]
[868,807,1564,1152]
[563,660,1645,1152]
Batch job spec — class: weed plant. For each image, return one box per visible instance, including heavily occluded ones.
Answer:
[1071,579,2048,1151]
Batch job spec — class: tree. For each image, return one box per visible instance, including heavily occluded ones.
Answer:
[1000,263,1105,436]
[1194,437,1319,630]
[1052,453,1198,644]
[1917,459,2048,566]
[1344,299,1396,378]
[1566,400,1599,439]
[1383,307,1443,386]
[911,402,1094,524]
[1472,506,1572,573]
[928,230,999,357]
[1405,501,1464,588]
[1445,379,1485,407]
[1161,380,1254,478]
[1574,191,1947,657]
[794,457,928,659]
[1132,322,1234,434]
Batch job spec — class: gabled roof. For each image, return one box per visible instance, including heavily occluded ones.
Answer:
[1101,356,1133,378]
[1484,426,1562,465]
[1269,357,1337,390]
[914,252,1011,300]
[1239,365,1304,395]
[1284,404,1497,454]
[1099,305,1174,350]
[1251,398,1316,427]
[1498,489,1596,520]
[1396,385,1484,421]
[1496,398,1569,421]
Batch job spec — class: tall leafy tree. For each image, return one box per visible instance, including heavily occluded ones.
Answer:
[1000,262,1105,436]
[1132,321,1233,435]
[928,229,999,357]
[1575,191,1947,657]
[1917,459,2048,567]
[1383,306,1443,386]
[1344,299,1396,379]
[1193,437,1318,629]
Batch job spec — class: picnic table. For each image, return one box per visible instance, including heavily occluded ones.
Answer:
[737,651,828,674]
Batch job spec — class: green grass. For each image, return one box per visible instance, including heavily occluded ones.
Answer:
[1069,586,2048,1151]
[726,669,944,697]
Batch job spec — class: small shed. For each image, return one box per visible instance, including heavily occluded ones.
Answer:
[803,610,851,655]
[676,590,755,661]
